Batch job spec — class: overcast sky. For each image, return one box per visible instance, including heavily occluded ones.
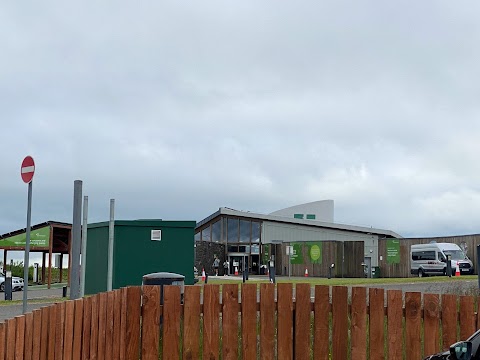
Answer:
[2,0,480,258]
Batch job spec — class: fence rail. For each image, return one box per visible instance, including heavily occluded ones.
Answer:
[0,283,478,359]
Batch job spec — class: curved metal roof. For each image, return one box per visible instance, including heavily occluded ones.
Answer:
[197,207,402,238]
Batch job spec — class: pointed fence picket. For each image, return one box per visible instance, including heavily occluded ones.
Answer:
[241,284,257,360]
[183,285,201,360]
[222,284,239,360]
[277,283,293,360]
[260,283,275,360]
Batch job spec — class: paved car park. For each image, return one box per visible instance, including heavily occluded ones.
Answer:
[0,285,65,323]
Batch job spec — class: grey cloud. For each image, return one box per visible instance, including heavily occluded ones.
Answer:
[2,1,480,241]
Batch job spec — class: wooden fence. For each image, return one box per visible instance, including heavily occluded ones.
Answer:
[0,283,478,359]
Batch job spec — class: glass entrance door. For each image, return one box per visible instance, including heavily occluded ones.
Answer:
[251,255,259,274]
[228,255,248,275]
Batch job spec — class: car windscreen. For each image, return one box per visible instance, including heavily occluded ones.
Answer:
[443,250,466,260]
[466,329,480,359]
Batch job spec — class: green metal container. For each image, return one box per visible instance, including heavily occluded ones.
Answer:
[85,219,195,295]
[371,266,381,278]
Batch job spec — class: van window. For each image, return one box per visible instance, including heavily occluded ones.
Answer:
[443,250,466,260]
[412,251,436,261]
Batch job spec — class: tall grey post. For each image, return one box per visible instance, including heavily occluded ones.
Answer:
[477,245,480,289]
[107,199,115,291]
[80,196,88,297]
[286,245,292,278]
[70,180,83,300]
[22,181,33,313]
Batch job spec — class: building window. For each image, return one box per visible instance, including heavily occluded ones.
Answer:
[222,217,228,241]
[252,222,260,243]
[228,245,238,252]
[194,232,200,241]
[306,214,316,220]
[239,220,251,243]
[227,218,239,243]
[201,226,211,241]
[239,245,250,253]
[294,214,304,219]
[212,220,221,242]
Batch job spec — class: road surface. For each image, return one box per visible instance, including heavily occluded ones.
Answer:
[0,286,64,323]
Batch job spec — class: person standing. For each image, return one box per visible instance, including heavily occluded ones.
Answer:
[213,255,220,276]
[223,259,229,276]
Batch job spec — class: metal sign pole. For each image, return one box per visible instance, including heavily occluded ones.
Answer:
[70,180,83,300]
[477,245,480,289]
[286,245,292,279]
[289,253,291,279]
[80,196,88,297]
[107,199,115,291]
[22,181,33,313]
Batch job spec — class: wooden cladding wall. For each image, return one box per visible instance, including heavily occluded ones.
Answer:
[278,241,364,278]
[0,284,478,359]
[342,241,365,278]
[379,235,480,278]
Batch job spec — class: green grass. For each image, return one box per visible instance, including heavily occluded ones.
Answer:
[0,297,66,306]
[28,282,68,290]
[199,275,478,286]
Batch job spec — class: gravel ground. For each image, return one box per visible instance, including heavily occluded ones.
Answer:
[364,279,479,295]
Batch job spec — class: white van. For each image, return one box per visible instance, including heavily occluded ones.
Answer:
[410,242,474,277]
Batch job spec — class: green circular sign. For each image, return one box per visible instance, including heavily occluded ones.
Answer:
[310,245,321,261]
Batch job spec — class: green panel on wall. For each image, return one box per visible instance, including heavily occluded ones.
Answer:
[293,214,304,219]
[307,242,322,264]
[263,244,269,263]
[290,243,304,264]
[386,239,400,264]
[84,225,110,295]
[306,214,316,220]
[113,222,195,289]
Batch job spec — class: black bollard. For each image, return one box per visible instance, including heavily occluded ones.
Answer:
[4,273,12,301]
[328,263,335,279]
[205,273,208,284]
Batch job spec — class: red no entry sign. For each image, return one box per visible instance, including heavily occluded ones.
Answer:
[21,156,35,183]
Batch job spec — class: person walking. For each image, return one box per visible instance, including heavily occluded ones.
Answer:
[213,255,220,276]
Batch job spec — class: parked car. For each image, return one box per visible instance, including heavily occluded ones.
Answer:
[424,329,480,359]
[0,272,24,292]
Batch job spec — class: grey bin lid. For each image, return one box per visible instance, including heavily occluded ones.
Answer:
[143,272,185,281]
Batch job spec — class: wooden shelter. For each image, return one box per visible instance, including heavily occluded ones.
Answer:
[0,221,72,288]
